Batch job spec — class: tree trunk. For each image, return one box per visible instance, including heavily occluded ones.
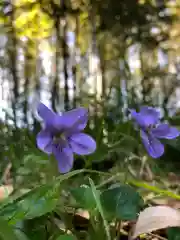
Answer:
[61,0,69,110]
[8,4,18,127]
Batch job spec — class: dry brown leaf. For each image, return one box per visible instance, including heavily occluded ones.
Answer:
[152,198,180,209]
[131,206,180,239]
[76,209,90,219]
[2,163,12,184]
[0,185,13,200]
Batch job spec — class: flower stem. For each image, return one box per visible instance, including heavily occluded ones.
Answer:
[116,221,122,240]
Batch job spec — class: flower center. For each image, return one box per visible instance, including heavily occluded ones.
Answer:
[146,124,155,134]
[53,132,66,144]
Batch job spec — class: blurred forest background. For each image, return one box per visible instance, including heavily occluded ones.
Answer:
[0,0,180,190]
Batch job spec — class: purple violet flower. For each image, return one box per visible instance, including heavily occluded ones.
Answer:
[36,103,96,173]
[130,106,179,158]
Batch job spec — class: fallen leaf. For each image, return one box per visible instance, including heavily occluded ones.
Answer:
[152,198,180,209]
[76,209,90,219]
[131,206,180,239]
[0,185,13,200]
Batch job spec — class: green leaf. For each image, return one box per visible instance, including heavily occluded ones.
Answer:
[56,234,77,240]
[70,185,97,210]
[23,216,50,240]
[0,184,60,224]
[87,144,109,163]
[0,170,84,224]
[18,185,60,219]
[162,138,180,151]
[89,178,111,240]
[100,184,144,220]
[0,219,18,240]
[167,227,180,240]
[129,180,180,200]
[14,229,30,240]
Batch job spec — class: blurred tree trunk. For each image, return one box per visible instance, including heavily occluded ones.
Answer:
[52,19,60,111]
[24,40,35,126]
[89,4,98,117]
[8,4,18,127]
[51,0,69,111]
[98,43,106,100]
[61,0,69,111]
[24,49,30,126]
[72,15,79,108]
[140,48,152,104]
[33,45,41,133]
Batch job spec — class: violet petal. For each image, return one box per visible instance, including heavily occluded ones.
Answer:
[140,130,164,158]
[53,144,74,173]
[130,106,160,128]
[139,106,160,126]
[37,103,59,131]
[69,133,96,155]
[152,123,179,139]
[130,109,146,128]
[60,107,88,132]
[36,129,53,154]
